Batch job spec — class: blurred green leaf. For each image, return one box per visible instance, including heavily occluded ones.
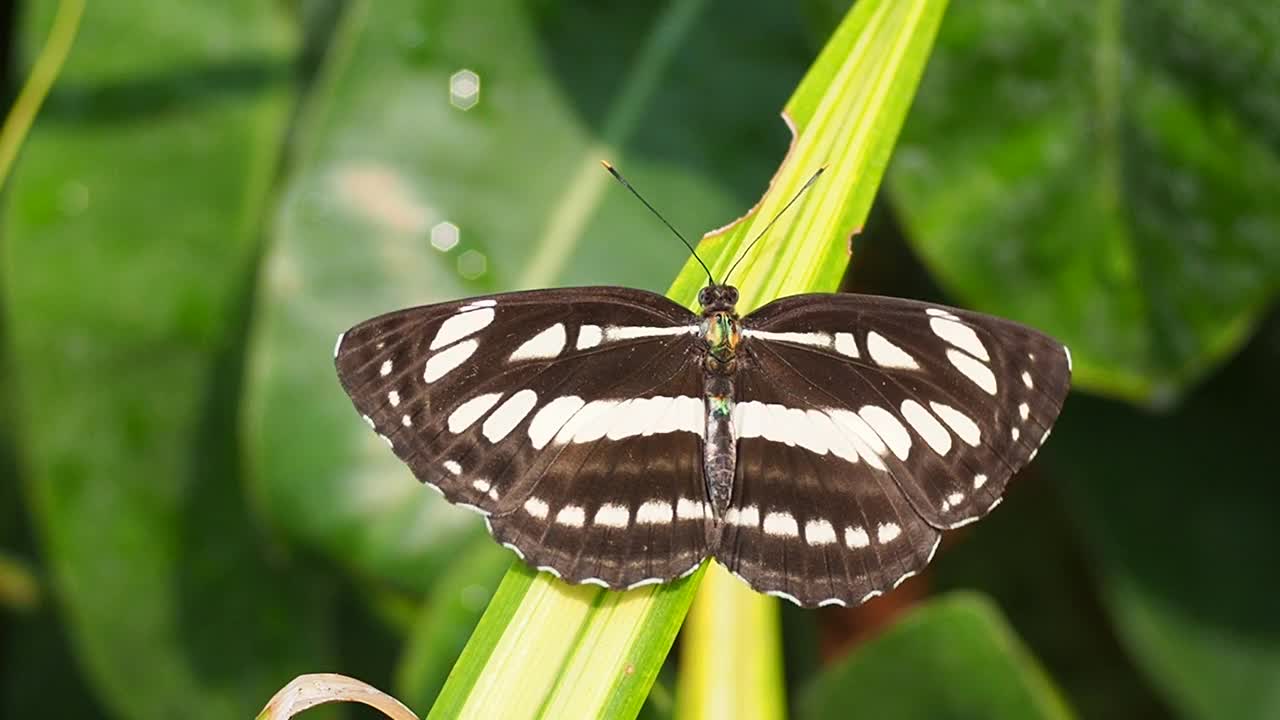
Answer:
[431,1,949,717]
[1049,315,1280,720]
[800,593,1074,720]
[393,538,510,709]
[887,2,1280,402]
[0,550,39,611]
[1,2,333,717]
[930,479,1167,719]
[245,0,804,592]
[2,601,111,718]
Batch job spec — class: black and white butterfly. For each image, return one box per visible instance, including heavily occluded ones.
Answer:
[334,283,1070,607]
[333,170,1071,608]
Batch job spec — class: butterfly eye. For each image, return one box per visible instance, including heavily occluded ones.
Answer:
[697,286,714,308]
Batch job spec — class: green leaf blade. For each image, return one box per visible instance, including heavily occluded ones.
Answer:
[431,1,951,717]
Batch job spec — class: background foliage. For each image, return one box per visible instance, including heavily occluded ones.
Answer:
[2,1,1277,718]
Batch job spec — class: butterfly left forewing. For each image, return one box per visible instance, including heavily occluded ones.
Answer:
[334,287,713,586]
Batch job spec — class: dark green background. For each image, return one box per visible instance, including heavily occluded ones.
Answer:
[2,1,1276,718]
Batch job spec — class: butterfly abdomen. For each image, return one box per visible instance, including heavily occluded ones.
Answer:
[703,373,736,522]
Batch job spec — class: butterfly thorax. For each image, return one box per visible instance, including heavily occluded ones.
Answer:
[697,285,741,521]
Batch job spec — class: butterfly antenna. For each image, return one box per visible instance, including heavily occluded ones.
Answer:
[601,160,714,284]
[722,166,826,285]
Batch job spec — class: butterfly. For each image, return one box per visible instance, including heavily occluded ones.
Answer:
[333,166,1071,607]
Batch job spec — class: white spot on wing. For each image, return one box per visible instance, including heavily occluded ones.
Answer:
[553,399,617,444]
[430,308,494,350]
[834,332,859,358]
[424,339,478,382]
[1064,345,1073,371]
[604,325,698,341]
[676,498,704,520]
[901,399,952,455]
[401,414,412,427]
[767,590,802,606]
[877,522,901,543]
[1011,427,1021,442]
[947,348,998,394]
[448,392,502,433]
[742,329,831,347]
[829,409,889,468]
[804,519,837,545]
[845,526,870,548]
[1022,371,1034,389]
[594,504,630,528]
[577,324,602,349]
[527,395,586,449]
[472,478,491,493]
[523,497,548,519]
[973,473,988,489]
[866,331,919,369]
[858,405,911,460]
[558,396,702,444]
[1019,402,1030,420]
[509,323,567,361]
[929,317,989,361]
[555,505,585,527]
[929,402,981,446]
[762,511,799,537]
[442,460,461,475]
[459,299,496,311]
[893,570,918,588]
[380,359,393,377]
[728,505,760,527]
[926,307,960,320]
[387,390,400,407]
[483,389,538,442]
[635,500,673,524]
[732,402,857,462]
[333,332,345,359]
[627,577,663,590]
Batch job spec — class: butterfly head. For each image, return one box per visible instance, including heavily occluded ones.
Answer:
[697,284,739,314]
